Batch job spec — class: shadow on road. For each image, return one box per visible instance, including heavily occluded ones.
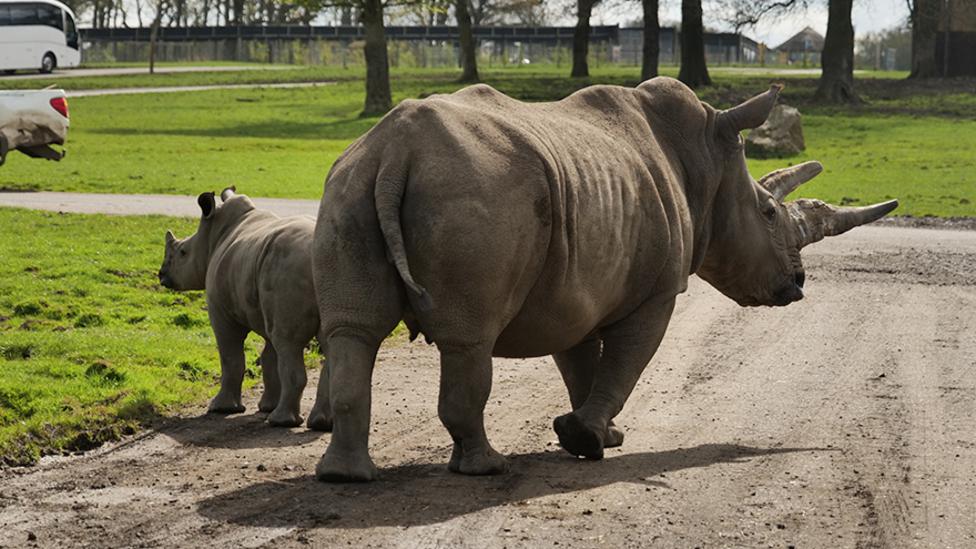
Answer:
[160,411,326,450]
[197,443,827,528]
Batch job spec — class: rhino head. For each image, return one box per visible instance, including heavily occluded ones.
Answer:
[158,186,245,291]
[692,85,897,307]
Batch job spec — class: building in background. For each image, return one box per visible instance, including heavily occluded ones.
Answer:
[617,27,760,66]
[938,0,976,76]
[772,27,824,67]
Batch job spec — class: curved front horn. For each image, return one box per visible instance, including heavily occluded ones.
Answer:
[718,84,783,134]
[791,199,899,247]
[220,186,236,202]
[759,161,823,201]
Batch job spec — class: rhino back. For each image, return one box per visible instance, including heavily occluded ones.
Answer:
[325,85,694,356]
[206,214,318,341]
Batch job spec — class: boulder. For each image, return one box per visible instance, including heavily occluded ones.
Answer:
[745,104,805,158]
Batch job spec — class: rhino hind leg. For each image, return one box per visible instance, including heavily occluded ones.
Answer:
[553,338,625,449]
[554,295,677,459]
[266,340,307,428]
[315,331,384,482]
[257,342,280,413]
[208,320,249,415]
[439,343,509,476]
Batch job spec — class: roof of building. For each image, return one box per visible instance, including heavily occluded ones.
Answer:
[773,26,825,53]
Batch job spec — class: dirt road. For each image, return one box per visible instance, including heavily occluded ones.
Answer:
[0,65,289,81]
[1,225,974,548]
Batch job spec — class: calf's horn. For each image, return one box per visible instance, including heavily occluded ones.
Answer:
[759,161,823,201]
[718,84,783,133]
[791,198,899,248]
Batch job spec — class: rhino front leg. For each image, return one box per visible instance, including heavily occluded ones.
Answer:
[552,338,624,448]
[257,342,280,413]
[439,343,508,475]
[267,340,307,427]
[307,355,333,431]
[208,319,249,414]
[553,295,676,459]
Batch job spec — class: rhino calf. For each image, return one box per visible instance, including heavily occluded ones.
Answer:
[159,188,331,429]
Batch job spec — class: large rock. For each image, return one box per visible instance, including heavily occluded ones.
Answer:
[745,103,805,158]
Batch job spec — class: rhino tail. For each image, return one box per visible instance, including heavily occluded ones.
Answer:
[374,158,434,312]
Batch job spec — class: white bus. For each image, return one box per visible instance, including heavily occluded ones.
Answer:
[0,0,80,74]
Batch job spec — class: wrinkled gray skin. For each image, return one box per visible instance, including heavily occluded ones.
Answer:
[159,189,330,429]
[311,77,897,481]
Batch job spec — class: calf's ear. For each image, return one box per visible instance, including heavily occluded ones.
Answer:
[220,186,236,202]
[717,84,782,135]
[197,192,216,219]
[165,230,176,245]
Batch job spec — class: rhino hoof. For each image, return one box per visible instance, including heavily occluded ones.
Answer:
[448,445,510,475]
[257,395,277,414]
[316,450,377,483]
[553,413,605,460]
[207,400,245,415]
[267,409,303,428]
[605,423,625,448]
[306,410,334,432]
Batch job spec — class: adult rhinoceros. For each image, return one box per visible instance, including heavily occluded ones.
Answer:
[311,77,896,482]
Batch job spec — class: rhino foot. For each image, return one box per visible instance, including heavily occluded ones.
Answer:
[306,408,334,432]
[553,413,605,460]
[267,408,303,428]
[257,393,277,414]
[605,422,625,448]
[448,444,509,475]
[207,394,245,415]
[316,449,377,483]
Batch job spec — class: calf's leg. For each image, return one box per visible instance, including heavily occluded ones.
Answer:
[208,317,249,414]
[257,342,280,413]
[553,295,676,459]
[267,340,308,427]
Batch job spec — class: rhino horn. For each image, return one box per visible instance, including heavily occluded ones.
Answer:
[220,186,236,202]
[759,161,823,201]
[792,199,899,248]
[718,84,782,134]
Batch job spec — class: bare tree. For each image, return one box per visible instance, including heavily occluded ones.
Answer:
[641,0,659,80]
[907,0,941,78]
[571,0,599,77]
[677,0,711,87]
[456,0,480,82]
[814,0,857,102]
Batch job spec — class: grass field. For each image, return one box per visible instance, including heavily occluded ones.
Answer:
[0,65,972,216]
[0,208,314,465]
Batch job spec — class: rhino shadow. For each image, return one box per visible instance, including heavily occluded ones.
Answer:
[196,443,827,528]
[159,411,326,450]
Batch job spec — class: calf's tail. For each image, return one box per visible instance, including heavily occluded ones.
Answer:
[374,154,434,311]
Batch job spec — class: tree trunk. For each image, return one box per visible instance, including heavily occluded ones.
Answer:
[814,0,858,103]
[232,0,243,24]
[571,0,595,78]
[456,0,480,82]
[641,0,659,81]
[909,0,941,78]
[362,0,392,116]
[149,7,162,74]
[677,0,711,88]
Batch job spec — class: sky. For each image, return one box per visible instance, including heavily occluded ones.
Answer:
[590,0,911,48]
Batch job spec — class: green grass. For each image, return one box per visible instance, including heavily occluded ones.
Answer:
[0,208,315,465]
[0,65,972,216]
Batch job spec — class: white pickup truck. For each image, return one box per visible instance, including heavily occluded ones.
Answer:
[0,88,69,166]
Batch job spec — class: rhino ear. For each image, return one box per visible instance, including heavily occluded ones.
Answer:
[165,230,176,245]
[718,84,782,134]
[220,186,236,202]
[197,192,216,219]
